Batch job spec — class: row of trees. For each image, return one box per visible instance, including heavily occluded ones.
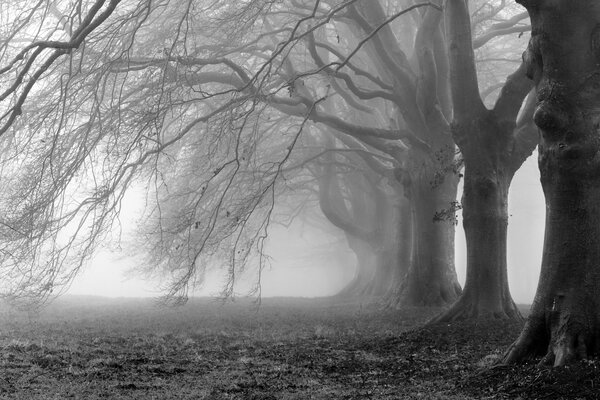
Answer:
[0,0,597,366]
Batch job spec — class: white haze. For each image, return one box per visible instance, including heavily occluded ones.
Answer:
[68,153,545,304]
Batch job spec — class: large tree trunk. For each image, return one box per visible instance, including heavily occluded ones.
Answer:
[432,159,520,321]
[434,106,536,322]
[401,169,462,307]
[461,170,518,318]
[506,174,600,365]
[503,0,600,366]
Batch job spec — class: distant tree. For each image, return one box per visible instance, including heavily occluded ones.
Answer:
[312,133,409,301]
[503,0,600,366]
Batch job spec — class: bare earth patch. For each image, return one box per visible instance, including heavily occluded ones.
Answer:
[0,297,595,399]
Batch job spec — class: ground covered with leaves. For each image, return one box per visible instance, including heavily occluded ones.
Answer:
[0,297,596,399]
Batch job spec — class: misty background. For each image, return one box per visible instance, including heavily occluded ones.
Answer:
[69,153,543,304]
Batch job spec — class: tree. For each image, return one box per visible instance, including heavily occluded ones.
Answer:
[430,0,537,322]
[309,1,538,311]
[0,0,139,305]
[337,1,461,307]
[503,0,600,366]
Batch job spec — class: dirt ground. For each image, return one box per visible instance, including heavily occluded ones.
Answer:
[0,297,596,399]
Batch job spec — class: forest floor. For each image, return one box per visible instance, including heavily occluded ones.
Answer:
[0,297,596,399]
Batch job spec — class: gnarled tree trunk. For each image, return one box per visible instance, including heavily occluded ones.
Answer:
[503,0,600,366]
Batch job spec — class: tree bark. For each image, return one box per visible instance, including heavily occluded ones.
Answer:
[459,167,519,318]
[432,117,521,321]
[433,104,536,322]
[503,0,600,366]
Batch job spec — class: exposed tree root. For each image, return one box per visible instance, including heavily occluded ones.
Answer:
[502,310,597,367]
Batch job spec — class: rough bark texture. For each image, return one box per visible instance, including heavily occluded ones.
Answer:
[431,1,536,322]
[503,0,600,366]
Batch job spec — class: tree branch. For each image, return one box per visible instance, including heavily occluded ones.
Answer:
[493,61,534,122]
[446,0,486,120]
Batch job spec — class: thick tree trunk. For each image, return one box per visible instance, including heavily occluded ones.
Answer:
[401,173,461,307]
[505,175,600,365]
[434,110,535,323]
[503,0,600,366]
[431,167,520,321]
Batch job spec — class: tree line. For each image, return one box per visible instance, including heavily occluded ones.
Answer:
[0,0,597,366]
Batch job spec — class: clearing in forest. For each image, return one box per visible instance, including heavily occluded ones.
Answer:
[0,297,595,399]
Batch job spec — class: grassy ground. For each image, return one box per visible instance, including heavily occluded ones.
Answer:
[0,296,596,399]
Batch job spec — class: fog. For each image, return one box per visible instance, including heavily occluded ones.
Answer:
[0,0,543,313]
[68,152,544,304]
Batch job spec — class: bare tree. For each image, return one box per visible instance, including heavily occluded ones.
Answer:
[0,0,535,309]
[0,0,145,304]
[98,0,466,306]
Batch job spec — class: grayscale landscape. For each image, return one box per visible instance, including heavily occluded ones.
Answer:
[0,0,600,399]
